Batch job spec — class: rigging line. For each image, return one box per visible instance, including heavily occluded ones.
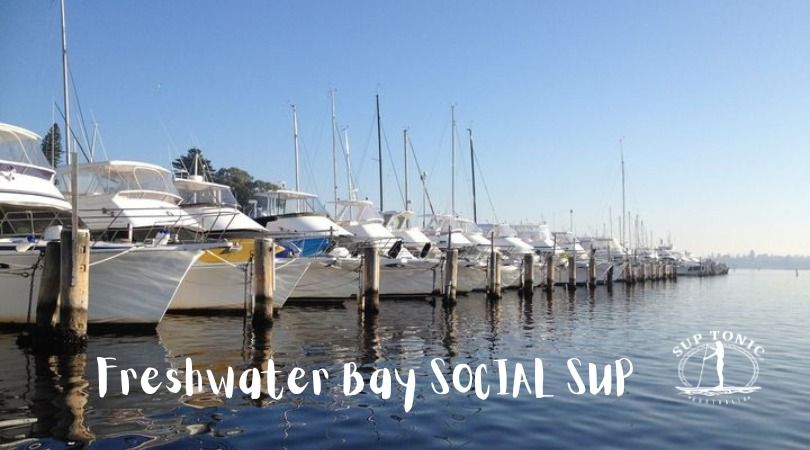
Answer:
[297,125,323,198]
[472,147,498,223]
[408,136,436,217]
[68,66,93,160]
[91,111,110,161]
[336,126,359,198]
[426,116,450,190]
[354,112,376,180]
[53,103,91,163]
[380,121,405,207]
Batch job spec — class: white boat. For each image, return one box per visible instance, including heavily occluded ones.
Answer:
[171,175,309,310]
[54,160,201,241]
[384,210,433,257]
[0,123,201,326]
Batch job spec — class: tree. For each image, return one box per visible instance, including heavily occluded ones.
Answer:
[212,167,256,209]
[211,167,279,210]
[41,123,62,167]
[172,147,214,178]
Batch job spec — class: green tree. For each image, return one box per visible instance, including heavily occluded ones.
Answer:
[211,167,279,209]
[212,167,256,209]
[41,123,62,167]
[172,147,214,178]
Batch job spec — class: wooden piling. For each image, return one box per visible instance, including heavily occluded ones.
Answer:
[567,254,576,289]
[360,246,380,314]
[522,252,535,294]
[59,229,90,342]
[587,253,597,287]
[487,252,502,299]
[36,241,61,330]
[252,238,274,326]
[444,249,458,303]
[545,255,554,290]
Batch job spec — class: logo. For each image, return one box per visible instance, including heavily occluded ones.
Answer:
[673,330,764,405]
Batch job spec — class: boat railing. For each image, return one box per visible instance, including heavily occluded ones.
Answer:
[0,209,71,237]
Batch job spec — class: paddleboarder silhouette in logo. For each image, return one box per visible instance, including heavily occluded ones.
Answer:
[703,340,725,388]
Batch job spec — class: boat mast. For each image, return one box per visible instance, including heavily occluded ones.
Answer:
[620,138,626,249]
[330,89,338,216]
[343,128,355,200]
[468,128,477,223]
[376,94,383,212]
[403,129,409,213]
[60,0,78,244]
[343,127,355,220]
[291,104,301,212]
[451,105,456,217]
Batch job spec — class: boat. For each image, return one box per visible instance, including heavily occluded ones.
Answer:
[170,174,310,311]
[0,123,202,326]
[54,160,201,242]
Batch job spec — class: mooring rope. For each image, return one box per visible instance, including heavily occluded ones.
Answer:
[88,246,138,267]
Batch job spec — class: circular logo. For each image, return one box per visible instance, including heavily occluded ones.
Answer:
[674,332,763,405]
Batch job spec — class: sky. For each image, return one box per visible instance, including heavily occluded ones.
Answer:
[1,0,809,256]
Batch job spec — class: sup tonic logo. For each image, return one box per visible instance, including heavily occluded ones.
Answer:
[673,330,764,405]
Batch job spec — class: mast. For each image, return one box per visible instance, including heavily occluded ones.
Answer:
[450,105,456,216]
[620,138,626,248]
[343,127,355,221]
[60,0,78,244]
[376,94,383,211]
[330,90,338,216]
[291,104,301,212]
[468,128,477,223]
[403,129,409,210]
[291,105,300,192]
[343,128,355,202]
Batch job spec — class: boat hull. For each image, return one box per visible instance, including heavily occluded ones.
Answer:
[0,246,201,325]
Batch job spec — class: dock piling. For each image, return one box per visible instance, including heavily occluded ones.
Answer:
[487,252,502,299]
[522,252,535,295]
[587,252,596,287]
[567,254,576,290]
[252,238,274,326]
[35,241,62,330]
[545,255,554,290]
[59,229,90,344]
[360,246,380,315]
[444,249,458,303]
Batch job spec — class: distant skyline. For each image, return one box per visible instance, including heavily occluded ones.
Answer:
[2,1,808,255]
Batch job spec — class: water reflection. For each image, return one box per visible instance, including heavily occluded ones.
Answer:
[0,272,807,448]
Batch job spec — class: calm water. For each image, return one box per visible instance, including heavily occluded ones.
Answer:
[1,270,808,449]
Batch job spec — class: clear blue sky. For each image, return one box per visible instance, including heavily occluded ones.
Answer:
[2,0,808,255]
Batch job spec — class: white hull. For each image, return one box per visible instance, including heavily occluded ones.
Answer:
[0,246,201,325]
[290,256,446,299]
[170,257,311,310]
[457,260,522,292]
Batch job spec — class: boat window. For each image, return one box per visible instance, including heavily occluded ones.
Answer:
[0,129,51,168]
[58,165,180,197]
[177,183,239,206]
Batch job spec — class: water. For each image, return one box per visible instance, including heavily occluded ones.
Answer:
[1,270,808,448]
